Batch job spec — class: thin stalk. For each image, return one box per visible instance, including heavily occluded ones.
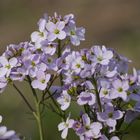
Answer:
[47,90,64,118]
[27,76,38,102]
[27,76,44,140]
[92,77,102,112]
[57,39,63,86]
[41,74,58,102]
[13,83,34,112]
[33,101,44,140]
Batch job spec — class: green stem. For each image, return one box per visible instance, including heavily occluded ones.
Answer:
[47,90,64,118]
[27,76,44,140]
[13,83,34,112]
[27,76,38,102]
[33,101,44,140]
[57,39,63,86]
[92,77,102,112]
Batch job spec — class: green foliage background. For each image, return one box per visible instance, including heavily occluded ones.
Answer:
[0,0,140,139]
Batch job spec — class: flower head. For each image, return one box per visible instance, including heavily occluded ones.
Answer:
[46,21,66,41]
[31,71,51,90]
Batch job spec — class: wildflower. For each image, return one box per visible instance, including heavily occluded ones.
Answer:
[111,79,129,101]
[31,71,51,90]
[57,90,71,110]
[97,105,123,132]
[77,91,96,106]
[65,23,85,46]
[82,114,102,139]
[0,56,17,77]
[46,21,66,41]
[91,45,113,65]
[58,116,74,139]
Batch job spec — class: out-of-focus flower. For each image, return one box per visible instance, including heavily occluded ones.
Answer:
[91,45,113,65]
[65,23,85,46]
[97,105,123,132]
[57,90,71,110]
[77,91,96,106]
[58,116,74,139]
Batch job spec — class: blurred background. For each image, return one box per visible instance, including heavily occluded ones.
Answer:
[0,0,140,140]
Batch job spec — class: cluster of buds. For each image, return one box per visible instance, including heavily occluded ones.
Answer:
[0,13,140,140]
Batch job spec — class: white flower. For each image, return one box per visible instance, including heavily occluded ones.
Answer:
[0,56,17,77]
[58,116,74,139]
[71,56,85,74]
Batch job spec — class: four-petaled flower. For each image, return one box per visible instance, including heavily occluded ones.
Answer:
[31,71,51,90]
[97,105,123,132]
[77,91,96,106]
[58,116,74,139]
[0,56,17,77]
[111,79,129,101]
[82,114,102,139]
[91,45,113,65]
[46,21,66,41]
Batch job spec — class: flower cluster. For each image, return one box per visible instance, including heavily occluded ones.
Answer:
[57,44,140,140]
[0,12,140,140]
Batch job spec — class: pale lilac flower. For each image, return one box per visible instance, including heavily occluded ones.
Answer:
[99,80,111,99]
[23,54,46,78]
[91,46,113,65]
[71,56,85,74]
[84,81,95,90]
[65,23,85,46]
[31,71,51,90]
[58,116,74,139]
[63,14,75,24]
[41,41,57,55]
[31,18,47,49]
[100,66,117,78]
[31,31,47,49]
[72,121,85,136]
[0,56,17,77]
[111,79,129,101]
[80,63,96,78]
[64,51,79,70]
[46,21,66,41]
[97,105,123,132]
[38,18,47,32]
[0,126,15,140]
[77,91,96,106]
[82,114,102,139]
[57,90,71,111]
